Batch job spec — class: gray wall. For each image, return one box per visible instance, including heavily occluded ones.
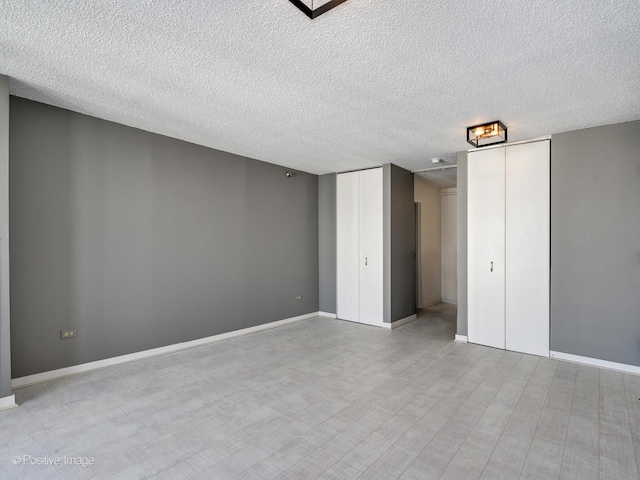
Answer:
[10,97,319,378]
[0,76,10,398]
[390,164,416,322]
[318,174,336,314]
[456,151,468,336]
[383,165,392,323]
[551,120,640,366]
[383,164,415,324]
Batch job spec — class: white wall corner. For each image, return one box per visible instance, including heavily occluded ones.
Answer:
[388,314,417,330]
[454,334,468,343]
[0,394,17,411]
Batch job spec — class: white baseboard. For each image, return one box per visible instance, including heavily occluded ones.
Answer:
[318,311,337,318]
[0,394,17,411]
[550,351,640,376]
[454,334,468,343]
[383,314,417,330]
[12,312,320,389]
[441,298,457,305]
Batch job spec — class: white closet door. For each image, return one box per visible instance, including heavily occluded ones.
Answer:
[505,141,550,357]
[468,148,506,349]
[358,168,384,326]
[336,171,360,322]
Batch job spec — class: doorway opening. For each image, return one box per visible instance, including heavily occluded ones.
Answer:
[413,172,457,316]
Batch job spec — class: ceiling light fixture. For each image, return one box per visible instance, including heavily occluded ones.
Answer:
[289,0,350,19]
[466,121,507,148]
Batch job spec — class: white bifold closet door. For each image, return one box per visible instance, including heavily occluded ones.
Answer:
[358,168,383,326]
[468,148,506,349]
[336,168,383,327]
[467,140,550,357]
[505,141,550,357]
[336,172,360,323]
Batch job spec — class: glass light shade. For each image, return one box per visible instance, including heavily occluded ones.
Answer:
[467,121,507,147]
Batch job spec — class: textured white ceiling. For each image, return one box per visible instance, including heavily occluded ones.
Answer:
[1,1,639,176]
[416,168,458,189]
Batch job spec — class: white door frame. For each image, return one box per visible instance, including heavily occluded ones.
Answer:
[415,202,422,309]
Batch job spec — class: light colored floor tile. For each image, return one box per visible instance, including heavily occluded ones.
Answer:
[0,303,638,480]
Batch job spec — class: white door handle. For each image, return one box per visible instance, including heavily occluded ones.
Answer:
[490,261,493,272]
[365,257,368,266]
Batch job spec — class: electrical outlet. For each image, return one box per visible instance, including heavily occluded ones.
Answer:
[296,295,302,301]
[60,329,78,339]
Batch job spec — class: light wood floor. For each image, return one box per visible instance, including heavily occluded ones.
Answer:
[2,304,639,479]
